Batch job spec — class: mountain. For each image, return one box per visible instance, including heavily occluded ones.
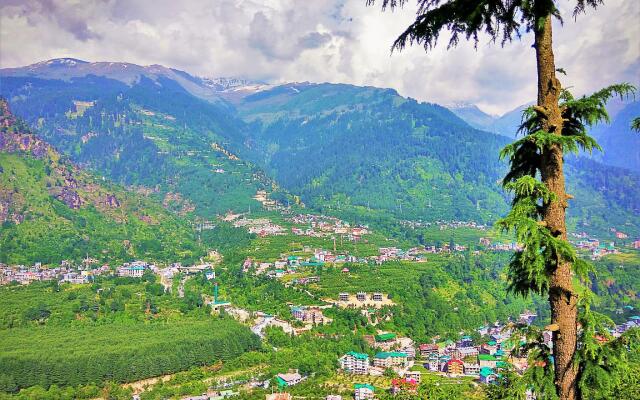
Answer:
[0,59,274,218]
[449,102,529,138]
[590,101,640,172]
[452,98,640,173]
[236,82,640,234]
[0,98,205,265]
[447,102,498,131]
[1,59,638,236]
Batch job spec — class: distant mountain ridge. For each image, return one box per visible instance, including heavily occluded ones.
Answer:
[1,58,638,236]
[448,98,640,172]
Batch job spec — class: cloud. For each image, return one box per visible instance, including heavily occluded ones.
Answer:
[0,0,637,114]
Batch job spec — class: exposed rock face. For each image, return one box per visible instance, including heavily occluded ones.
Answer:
[0,99,51,158]
[0,190,25,224]
[53,187,84,209]
[104,194,121,208]
[138,215,154,224]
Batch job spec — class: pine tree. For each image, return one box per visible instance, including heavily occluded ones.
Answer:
[367,1,636,399]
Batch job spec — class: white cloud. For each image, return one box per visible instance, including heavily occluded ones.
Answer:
[1,0,638,114]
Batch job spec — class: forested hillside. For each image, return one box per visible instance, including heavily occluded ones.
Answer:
[0,70,267,218]
[238,83,640,234]
[0,99,206,265]
[1,61,638,236]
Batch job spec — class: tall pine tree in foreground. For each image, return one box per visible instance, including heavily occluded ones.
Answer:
[367,1,637,399]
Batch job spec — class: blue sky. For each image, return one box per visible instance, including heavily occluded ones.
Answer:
[1,0,638,114]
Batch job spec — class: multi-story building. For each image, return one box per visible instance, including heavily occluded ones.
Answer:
[445,359,464,375]
[354,384,375,400]
[339,351,370,375]
[373,352,408,368]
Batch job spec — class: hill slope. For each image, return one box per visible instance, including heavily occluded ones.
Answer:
[237,82,640,234]
[0,99,205,265]
[0,60,271,217]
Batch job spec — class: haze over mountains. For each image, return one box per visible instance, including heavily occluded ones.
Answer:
[1,58,638,236]
[448,97,640,172]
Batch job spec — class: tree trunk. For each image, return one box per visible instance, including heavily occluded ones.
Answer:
[535,15,579,400]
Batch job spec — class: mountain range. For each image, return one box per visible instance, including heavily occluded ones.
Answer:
[1,58,638,239]
[448,98,640,173]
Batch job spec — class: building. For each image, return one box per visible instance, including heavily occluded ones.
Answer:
[339,352,370,375]
[325,396,342,400]
[372,292,384,301]
[419,343,439,358]
[291,306,327,325]
[480,367,497,384]
[275,371,302,387]
[354,383,375,400]
[464,362,480,375]
[375,332,396,343]
[117,265,145,278]
[373,352,408,368]
[404,370,421,384]
[356,292,367,301]
[391,378,418,395]
[339,292,349,301]
[266,394,292,400]
[479,354,498,369]
[457,346,479,358]
[445,359,464,375]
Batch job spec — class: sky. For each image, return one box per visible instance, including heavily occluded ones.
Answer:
[1,0,638,115]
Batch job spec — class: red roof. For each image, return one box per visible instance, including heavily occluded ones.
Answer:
[392,378,418,388]
[447,359,464,366]
[419,344,438,351]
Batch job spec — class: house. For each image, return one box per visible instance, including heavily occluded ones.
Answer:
[419,343,439,358]
[356,292,367,301]
[275,371,302,387]
[390,378,418,394]
[326,396,342,400]
[266,394,292,400]
[480,367,498,384]
[339,351,370,375]
[615,231,628,239]
[372,292,384,301]
[339,292,350,301]
[354,383,375,400]
[375,332,396,343]
[403,370,421,384]
[458,336,473,347]
[519,310,537,325]
[117,265,145,278]
[373,352,408,368]
[633,240,640,249]
[445,359,464,375]
[291,306,327,325]
[479,354,498,369]
[457,346,479,359]
[464,362,480,375]
[481,341,498,355]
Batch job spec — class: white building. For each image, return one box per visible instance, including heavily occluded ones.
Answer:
[339,352,370,375]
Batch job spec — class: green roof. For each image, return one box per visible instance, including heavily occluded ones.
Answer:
[480,367,495,377]
[487,340,497,346]
[496,361,510,368]
[276,376,288,387]
[479,354,497,361]
[375,351,407,359]
[354,383,375,391]
[375,333,396,341]
[346,351,369,360]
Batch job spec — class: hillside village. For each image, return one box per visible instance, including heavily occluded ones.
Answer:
[1,185,639,399]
